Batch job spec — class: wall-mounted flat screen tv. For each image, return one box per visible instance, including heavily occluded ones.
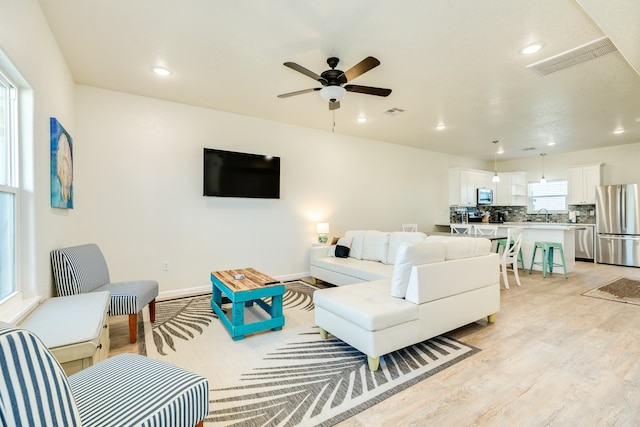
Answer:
[203,148,280,199]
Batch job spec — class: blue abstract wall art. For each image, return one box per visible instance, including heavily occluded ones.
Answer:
[50,117,74,209]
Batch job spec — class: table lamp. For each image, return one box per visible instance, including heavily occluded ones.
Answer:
[316,223,329,243]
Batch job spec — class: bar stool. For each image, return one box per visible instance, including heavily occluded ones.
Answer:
[529,241,568,278]
[495,239,525,270]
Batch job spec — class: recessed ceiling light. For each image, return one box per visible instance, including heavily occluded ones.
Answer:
[497,148,504,154]
[547,141,556,146]
[521,43,543,55]
[152,66,172,76]
[613,128,625,134]
[357,116,368,123]
[436,124,446,130]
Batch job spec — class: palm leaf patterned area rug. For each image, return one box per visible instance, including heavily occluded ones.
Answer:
[141,281,480,426]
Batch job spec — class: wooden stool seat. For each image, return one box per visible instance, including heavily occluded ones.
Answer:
[529,241,568,278]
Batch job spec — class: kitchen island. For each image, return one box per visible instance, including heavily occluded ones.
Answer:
[501,222,578,274]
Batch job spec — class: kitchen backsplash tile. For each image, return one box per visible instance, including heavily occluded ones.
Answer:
[449,204,596,224]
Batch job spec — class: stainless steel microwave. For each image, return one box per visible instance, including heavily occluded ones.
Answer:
[477,188,493,205]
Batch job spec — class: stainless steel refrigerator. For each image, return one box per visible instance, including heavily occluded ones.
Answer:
[596,184,640,267]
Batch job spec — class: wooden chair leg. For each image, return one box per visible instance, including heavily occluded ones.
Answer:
[128,313,137,343]
[149,298,156,323]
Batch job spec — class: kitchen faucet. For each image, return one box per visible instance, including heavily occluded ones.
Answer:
[537,208,550,222]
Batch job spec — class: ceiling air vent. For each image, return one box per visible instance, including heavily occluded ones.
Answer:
[527,37,617,76]
[384,107,405,116]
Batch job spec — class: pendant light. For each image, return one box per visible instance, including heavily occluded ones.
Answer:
[540,153,547,184]
[491,140,500,183]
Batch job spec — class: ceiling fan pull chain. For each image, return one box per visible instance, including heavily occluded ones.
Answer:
[332,110,336,133]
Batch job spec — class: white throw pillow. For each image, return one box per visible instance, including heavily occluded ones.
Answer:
[345,230,366,259]
[362,230,390,263]
[391,241,446,298]
[387,232,428,264]
[337,235,353,247]
[443,237,491,260]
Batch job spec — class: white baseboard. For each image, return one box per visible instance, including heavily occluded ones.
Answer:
[156,271,311,301]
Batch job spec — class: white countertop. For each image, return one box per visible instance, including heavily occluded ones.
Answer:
[503,222,593,230]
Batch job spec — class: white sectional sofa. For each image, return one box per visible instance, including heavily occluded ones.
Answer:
[312,230,500,371]
[310,230,429,286]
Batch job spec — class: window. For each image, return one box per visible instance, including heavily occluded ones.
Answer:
[528,180,568,212]
[0,69,18,302]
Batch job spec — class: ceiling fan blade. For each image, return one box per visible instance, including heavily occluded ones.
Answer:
[283,62,328,84]
[342,56,381,82]
[277,88,320,98]
[328,101,340,110]
[345,84,392,97]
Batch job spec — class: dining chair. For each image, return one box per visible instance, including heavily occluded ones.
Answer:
[402,223,418,232]
[450,224,471,234]
[500,227,524,289]
[474,225,498,237]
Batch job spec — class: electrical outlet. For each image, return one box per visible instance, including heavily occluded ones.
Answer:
[162,261,169,271]
[590,210,595,216]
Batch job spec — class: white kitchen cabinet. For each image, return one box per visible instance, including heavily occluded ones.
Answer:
[567,164,602,205]
[494,173,511,206]
[510,172,527,206]
[449,168,494,206]
[494,172,526,206]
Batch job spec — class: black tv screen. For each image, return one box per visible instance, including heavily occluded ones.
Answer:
[203,148,280,199]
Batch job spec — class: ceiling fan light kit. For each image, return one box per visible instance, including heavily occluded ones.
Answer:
[320,86,346,103]
[278,56,391,110]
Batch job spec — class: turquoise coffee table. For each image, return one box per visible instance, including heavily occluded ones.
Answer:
[210,268,285,340]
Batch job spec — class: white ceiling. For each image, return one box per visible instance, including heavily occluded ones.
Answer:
[38,0,640,160]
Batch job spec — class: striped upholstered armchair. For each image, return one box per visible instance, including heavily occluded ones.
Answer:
[0,323,208,427]
[51,243,158,343]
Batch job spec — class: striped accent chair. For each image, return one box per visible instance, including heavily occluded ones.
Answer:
[0,323,209,427]
[51,243,159,343]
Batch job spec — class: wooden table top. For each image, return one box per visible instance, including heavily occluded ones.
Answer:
[211,267,280,292]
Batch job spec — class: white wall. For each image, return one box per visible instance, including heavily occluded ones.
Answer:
[0,0,76,313]
[498,142,640,185]
[75,86,486,296]
[15,0,639,302]
[0,0,487,306]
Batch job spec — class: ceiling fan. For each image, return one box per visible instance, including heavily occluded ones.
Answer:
[277,56,392,110]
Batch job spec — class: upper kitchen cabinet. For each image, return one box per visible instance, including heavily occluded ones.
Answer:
[494,172,527,206]
[449,168,494,206]
[567,164,602,205]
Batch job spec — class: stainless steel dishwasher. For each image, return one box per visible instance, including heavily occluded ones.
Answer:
[575,225,595,261]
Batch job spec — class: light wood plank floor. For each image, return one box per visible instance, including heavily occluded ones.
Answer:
[108,261,640,426]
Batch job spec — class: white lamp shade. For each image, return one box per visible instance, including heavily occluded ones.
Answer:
[316,223,329,234]
[492,172,500,183]
[319,86,346,102]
